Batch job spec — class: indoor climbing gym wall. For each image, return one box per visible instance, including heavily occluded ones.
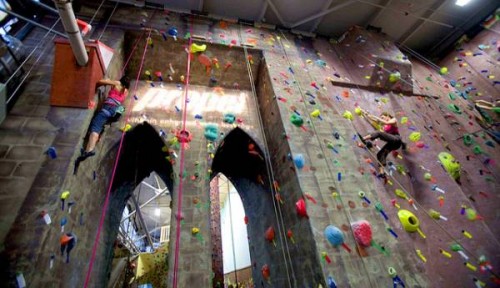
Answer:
[1,4,499,288]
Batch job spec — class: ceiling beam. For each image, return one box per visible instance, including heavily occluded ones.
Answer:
[356,0,453,29]
[308,0,334,32]
[291,0,356,28]
[428,1,497,58]
[135,226,162,240]
[264,0,288,26]
[258,1,268,22]
[365,0,394,26]
[121,187,169,223]
[399,0,451,45]
[131,195,155,249]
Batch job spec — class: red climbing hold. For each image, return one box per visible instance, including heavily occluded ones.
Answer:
[351,220,373,247]
[176,129,192,143]
[295,198,308,218]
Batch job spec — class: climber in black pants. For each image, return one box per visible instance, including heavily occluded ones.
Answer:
[361,110,406,177]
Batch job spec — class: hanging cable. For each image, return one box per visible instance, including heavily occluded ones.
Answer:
[277,31,375,286]
[4,18,61,104]
[238,26,295,286]
[226,178,239,284]
[97,1,119,42]
[87,0,107,28]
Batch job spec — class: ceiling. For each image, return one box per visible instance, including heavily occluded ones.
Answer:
[121,0,498,57]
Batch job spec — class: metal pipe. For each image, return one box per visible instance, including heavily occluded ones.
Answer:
[0,7,67,38]
[31,0,59,14]
[131,195,154,249]
[52,0,88,66]
[121,187,169,223]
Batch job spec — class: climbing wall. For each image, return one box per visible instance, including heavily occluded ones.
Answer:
[4,6,500,288]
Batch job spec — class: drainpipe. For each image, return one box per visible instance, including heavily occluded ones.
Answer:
[52,0,88,66]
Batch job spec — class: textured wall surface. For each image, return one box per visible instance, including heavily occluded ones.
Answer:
[0,6,499,288]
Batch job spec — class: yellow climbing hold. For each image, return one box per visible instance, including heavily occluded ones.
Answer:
[189,43,207,53]
[121,123,132,132]
[61,191,70,200]
[342,110,353,120]
[409,131,421,142]
[394,189,408,199]
[310,109,321,118]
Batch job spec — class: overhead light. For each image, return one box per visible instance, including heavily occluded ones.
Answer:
[155,208,161,216]
[455,0,472,6]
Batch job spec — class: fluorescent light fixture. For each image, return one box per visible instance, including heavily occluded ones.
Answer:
[155,208,161,216]
[455,0,472,6]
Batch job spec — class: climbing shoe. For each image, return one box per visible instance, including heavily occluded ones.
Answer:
[401,142,407,151]
[80,149,95,158]
[366,141,373,149]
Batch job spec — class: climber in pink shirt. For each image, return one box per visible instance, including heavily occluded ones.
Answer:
[361,110,406,177]
[80,75,130,159]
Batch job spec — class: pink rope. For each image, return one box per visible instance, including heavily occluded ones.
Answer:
[84,29,152,288]
[172,17,193,288]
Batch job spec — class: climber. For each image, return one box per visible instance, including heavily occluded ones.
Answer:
[80,75,130,159]
[472,99,500,143]
[360,110,406,177]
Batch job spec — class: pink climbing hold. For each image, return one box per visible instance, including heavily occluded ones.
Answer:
[351,220,373,247]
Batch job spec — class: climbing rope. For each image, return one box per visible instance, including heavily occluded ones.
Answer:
[276,32,500,279]
[83,26,153,288]
[276,31,377,286]
[172,15,194,288]
[238,25,296,286]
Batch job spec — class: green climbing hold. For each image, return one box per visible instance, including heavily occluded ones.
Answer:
[438,152,461,180]
[448,104,462,114]
[290,114,304,127]
[448,92,456,100]
[493,106,500,114]
[472,145,483,155]
[463,134,473,146]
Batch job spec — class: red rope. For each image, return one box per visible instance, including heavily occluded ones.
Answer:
[83,29,152,288]
[172,17,193,288]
